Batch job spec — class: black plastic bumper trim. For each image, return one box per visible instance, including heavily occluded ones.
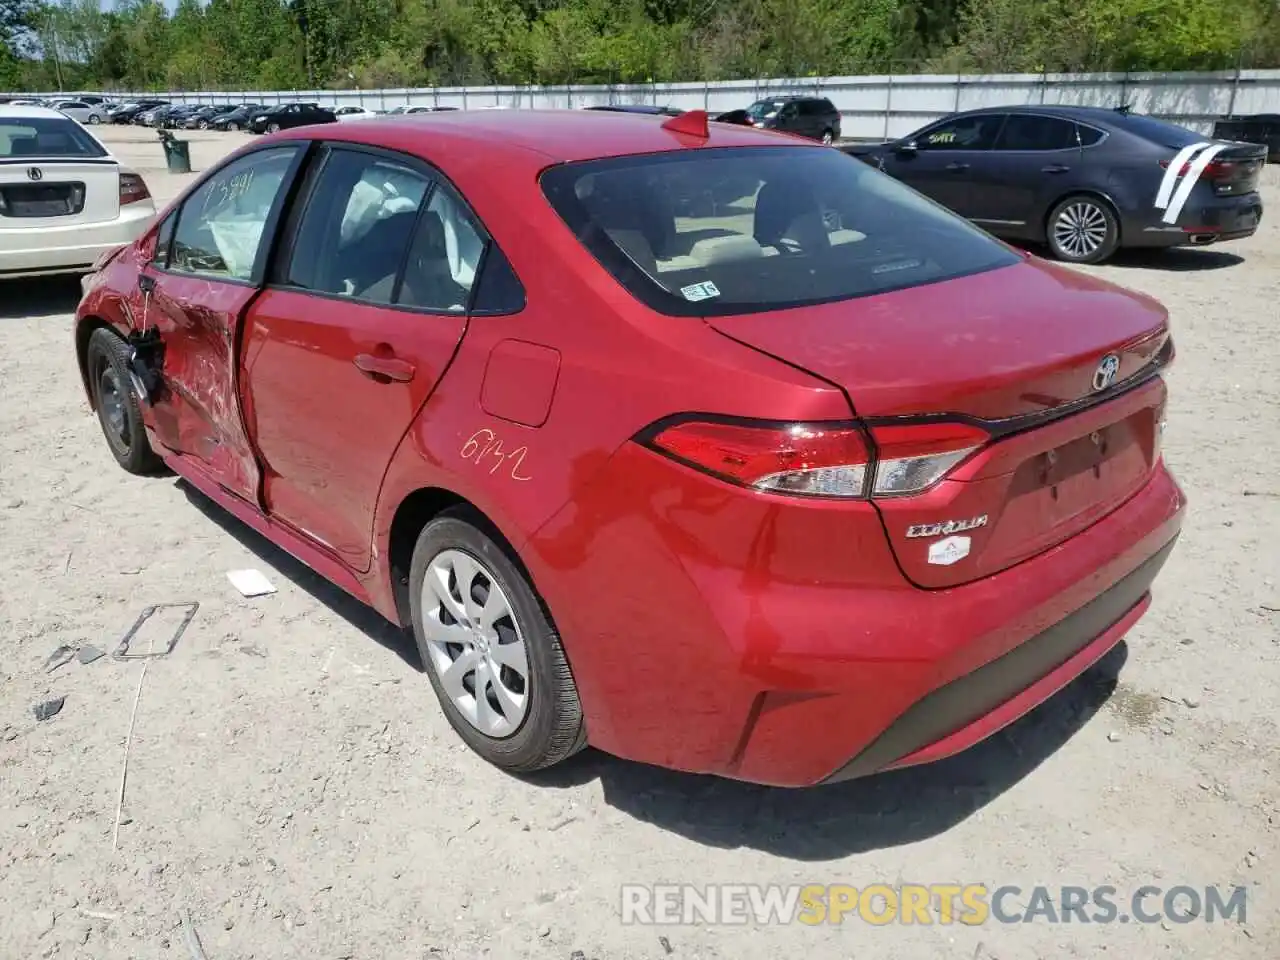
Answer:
[823,536,1177,783]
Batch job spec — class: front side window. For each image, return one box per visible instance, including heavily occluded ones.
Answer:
[169,146,297,280]
[541,146,1019,318]
[916,115,1003,151]
[0,116,107,158]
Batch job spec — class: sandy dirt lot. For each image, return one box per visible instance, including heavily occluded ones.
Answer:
[1,125,1277,960]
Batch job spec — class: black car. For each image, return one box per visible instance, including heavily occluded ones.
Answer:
[210,104,264,132]
[845,105,1266,263]
[183,105,238,130]
[585,104,684,117]
[246,102,337,134]
[1213,114,1280,163]
[158,104,204,129]
[108,99,167,124]
[739,96,842,144]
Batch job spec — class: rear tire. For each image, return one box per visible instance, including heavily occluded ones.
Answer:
[86,328,163,475]
[87,114,100,125]
[408,510,585,774]
[1046,194,1120,264]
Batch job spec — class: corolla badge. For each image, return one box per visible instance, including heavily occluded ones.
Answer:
[906,515,988,539]
[1092,353,1121,392]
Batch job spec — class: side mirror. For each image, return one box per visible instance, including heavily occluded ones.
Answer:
[894,139,919,155]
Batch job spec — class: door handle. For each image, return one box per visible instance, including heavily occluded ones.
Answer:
[353,353,415,382]
[945,161,970,172]
[1041,164,1071,173]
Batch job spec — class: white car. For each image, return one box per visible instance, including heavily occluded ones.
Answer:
[334,105,378,122]
[1,105,157,279]
[50,99,108,125]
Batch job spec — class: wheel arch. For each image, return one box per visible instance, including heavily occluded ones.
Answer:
[385,485,540,629]
[75,315,120,410]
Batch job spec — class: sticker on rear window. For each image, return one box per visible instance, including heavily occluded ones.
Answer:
[680,281,721,302]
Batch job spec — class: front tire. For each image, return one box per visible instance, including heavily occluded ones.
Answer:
[87,114,100,125]
[266,122,281,134]
[408,510,585,773]
[1047,195,1120,264]
[227,122,240,132]
[821,129,834,145]
[86,328,162,475]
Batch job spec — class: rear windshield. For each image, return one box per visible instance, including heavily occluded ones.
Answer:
[0,116,107,159]
[540,146,1019,317]
[1115,114,1208,148]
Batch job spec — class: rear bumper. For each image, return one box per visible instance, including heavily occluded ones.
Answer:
[822,536,1174,782]
[529,442,1186,787]
[1130,192,1263,247]
[0,203,155,277]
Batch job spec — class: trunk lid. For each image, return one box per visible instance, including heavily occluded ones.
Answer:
[0,159,121,225]
[705,258,1171,587]
[1207,142,1266,196]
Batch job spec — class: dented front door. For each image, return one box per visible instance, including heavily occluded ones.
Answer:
[142,144,304,506]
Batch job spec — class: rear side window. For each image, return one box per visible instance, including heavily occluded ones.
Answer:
[994,115,1077,151]
[541,146,1019,318]
[1077,124,1105,146]
[0,117,107,158]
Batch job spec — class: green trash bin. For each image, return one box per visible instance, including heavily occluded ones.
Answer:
[160,134,191,174]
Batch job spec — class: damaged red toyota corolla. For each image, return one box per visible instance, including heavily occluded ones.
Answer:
[74,110,1185,786]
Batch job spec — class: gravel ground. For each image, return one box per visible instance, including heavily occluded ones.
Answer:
[0,126,1277,960]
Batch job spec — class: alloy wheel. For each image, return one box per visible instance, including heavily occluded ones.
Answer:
[822,130,834,145]
[1052,200,1110,260]
[420,549,530,738]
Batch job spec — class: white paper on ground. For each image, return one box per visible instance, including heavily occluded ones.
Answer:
[227,569,277,597]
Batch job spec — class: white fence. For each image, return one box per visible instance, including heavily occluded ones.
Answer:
[19,69,1280,138]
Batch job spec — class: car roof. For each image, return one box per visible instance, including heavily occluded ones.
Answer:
[297,108,809,165]
[752,95,829,103]
[0,104,70,120]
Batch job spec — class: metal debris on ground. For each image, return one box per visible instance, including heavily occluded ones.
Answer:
[77,644,106,665]
[180,909,210,960]
[226,569,277,598]
[44,644,76,673]
[113,602,200,660]
[33,696,67,721]
[659,935,674,955]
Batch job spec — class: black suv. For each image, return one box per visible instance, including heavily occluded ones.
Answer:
[1213,114,1279,163]
[741,96,841,143]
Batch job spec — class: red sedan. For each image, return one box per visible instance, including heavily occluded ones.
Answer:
[75,109,1185,787]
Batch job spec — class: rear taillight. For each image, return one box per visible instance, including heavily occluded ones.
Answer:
[119,172,151,205]
[644,418,987,499]
[866,422,988,497]
[1160,158,1234,180]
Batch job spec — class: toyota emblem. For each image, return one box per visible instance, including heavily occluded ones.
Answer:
[1092,353,1121,392]
[26,167,43,182]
